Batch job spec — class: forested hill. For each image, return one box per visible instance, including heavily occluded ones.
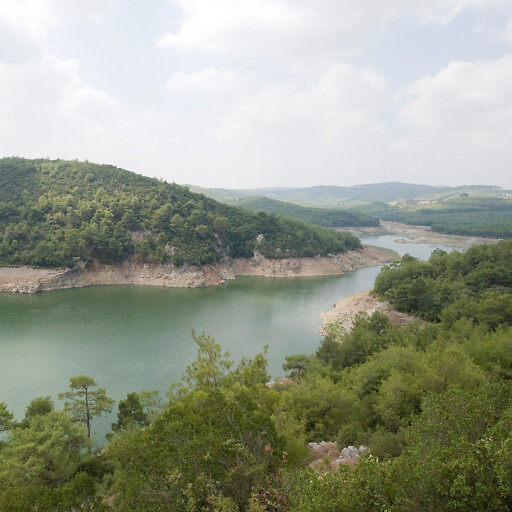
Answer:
[374,239,512,322]
[350,197,512,239]
[0,158,361,268]
[233,196,379,227]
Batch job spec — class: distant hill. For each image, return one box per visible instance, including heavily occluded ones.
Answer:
[350,197,512,239]
[0,158,361,268]
[189,182,510,208]
[233,196,379,228]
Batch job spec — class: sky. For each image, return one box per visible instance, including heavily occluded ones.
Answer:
[1,1,512,189]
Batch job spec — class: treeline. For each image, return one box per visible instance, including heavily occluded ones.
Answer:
[354,197,512,238]
[0,158,360,268]
[1,241,512,510]
[233,196,379,228]
[375,239,512,322]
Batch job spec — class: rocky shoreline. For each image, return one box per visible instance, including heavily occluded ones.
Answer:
[0,245,398,294]
[319,289,420,335]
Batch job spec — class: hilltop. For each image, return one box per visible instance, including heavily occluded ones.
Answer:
[0,158,362,270]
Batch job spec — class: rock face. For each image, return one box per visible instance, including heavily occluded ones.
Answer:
[309,441,368,471]
[335,445,367,467]
[0,246,397,294]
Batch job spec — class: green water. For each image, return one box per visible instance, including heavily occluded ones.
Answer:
[0,237,463,441]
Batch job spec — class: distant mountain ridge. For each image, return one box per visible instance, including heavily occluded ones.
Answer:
[189,182,509,208]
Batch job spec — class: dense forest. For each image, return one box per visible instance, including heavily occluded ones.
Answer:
[232,196,378,228]
[351,197,512,238]
[1,239,511,511]
[374,239,512,322]
[0,158,361,268]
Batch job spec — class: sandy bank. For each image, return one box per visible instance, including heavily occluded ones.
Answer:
[0,246,397,294]
[320,289,419,335]
[336,221,500,248]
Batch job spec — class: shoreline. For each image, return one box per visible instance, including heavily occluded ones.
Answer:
[319,289,420,336]
[0,245,399,294]
[335,221,501,248]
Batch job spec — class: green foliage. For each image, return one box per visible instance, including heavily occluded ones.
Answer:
[107,389,285,512]
[234,196,379,227]
[0,472,107,512]
[317,312,393,370]
[182,330,233,391]
[389,384,511,512]
[16,396,55,429]
[375,240,512,323]
[58,375,114,439]
[368,196,512,238]
[0,411,88,489]
[282,354,312,382]
[111,392,149,434]
[0,157,361,268]
[24,396,54,420]
[0,402,13,434]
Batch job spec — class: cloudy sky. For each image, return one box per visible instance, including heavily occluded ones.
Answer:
[1,0,512,189]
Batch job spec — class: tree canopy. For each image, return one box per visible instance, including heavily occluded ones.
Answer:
[58,376,114,439]
[0,157,361,268]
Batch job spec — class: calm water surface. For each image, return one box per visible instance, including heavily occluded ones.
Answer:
[0,236,464,441]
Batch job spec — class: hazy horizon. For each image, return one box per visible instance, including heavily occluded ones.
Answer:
[189,181,509,191]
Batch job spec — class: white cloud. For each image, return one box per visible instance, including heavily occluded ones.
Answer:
[395,54,512,184]
[0,1,126,163]
[158,0,512,59]
[0,0,49,64]
[0,0,120,65]
[208,62,394,185]
[504,17,512,44]
[166,66,245,93]
[398,54,512,151]
[214,62,388,142]
[45,0,119,25]
[0,54,120,118]
[0,0,119,29]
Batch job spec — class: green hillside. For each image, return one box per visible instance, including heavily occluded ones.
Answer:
[350,197,512,238]
[233,196,379,227]
[0,158,361,268]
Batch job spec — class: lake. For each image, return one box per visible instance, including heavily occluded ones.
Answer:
[0,235,464,442]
